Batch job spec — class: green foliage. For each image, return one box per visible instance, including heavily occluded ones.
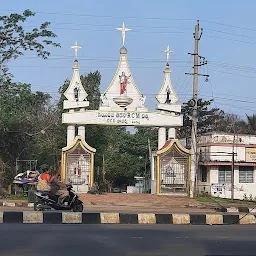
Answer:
[178,98,250,138]
[103,127,158,185]
[214,112,247,134]
[246,114,256,134]
[0,78,61,185]
[0,9,60,75]
[178,98,221,138]
[0,9,60,187]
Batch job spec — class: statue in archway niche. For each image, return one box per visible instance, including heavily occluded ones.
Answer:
[165,86,171,104]
[119,71,131,95]
[100,93,109,106]
[139,95,146,107]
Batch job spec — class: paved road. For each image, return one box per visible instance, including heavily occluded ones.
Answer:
[0,225,256,256]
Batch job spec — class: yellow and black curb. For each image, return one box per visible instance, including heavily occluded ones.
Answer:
[0,212,256,224]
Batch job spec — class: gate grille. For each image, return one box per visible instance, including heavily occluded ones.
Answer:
[160,156,188,193]
[66,153,90,186]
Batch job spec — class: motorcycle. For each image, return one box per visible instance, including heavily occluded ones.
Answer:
[34,184,83,212]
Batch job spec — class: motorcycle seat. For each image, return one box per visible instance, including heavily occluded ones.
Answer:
[37,191,59,201]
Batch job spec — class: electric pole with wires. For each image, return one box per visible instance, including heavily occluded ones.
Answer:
[185,20,209,198]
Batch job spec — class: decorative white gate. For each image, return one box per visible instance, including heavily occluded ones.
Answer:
[66,152,91,193]
[160,156,188,194]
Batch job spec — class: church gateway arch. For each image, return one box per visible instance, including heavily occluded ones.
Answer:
[60,23,191,195]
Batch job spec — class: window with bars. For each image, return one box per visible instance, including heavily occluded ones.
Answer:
[218,166,231,183]
[239,166,254,183]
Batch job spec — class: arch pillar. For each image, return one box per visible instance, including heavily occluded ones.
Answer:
[158,127,166,149]
[67,125,75,146]
[168,127,176,139]
[78,126,86,139]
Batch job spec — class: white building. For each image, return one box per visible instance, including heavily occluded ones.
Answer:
[197,132,256,200]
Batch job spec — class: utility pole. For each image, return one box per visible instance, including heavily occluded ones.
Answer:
[185,20,209,198]
[102,154,105,188]
[231,133,235,200]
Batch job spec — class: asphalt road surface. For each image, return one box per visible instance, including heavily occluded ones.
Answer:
[0,225,256,256]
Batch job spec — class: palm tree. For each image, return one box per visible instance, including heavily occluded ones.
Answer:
[246,114,256,134]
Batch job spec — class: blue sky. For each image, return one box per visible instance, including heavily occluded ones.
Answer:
[2,0,256,119]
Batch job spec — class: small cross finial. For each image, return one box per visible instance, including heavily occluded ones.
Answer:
[115,22,132,46]
[71,41,82,59]
[162,44,173,63]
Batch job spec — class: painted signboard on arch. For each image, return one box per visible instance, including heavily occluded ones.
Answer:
[62,110,183,127]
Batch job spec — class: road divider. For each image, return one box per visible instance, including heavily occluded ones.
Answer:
[0,212,256,224]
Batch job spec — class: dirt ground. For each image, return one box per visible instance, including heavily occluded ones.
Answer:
[79,193,197,207]
[1,193,252,213]
[79,193,204,210]
[0,193,216,213]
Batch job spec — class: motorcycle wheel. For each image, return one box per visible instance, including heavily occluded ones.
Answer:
[73,204,83,212]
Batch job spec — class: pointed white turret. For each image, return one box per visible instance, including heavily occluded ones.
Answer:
[156,45,181,114]
[63,41,89,110]
[100,24,147,112]
[156,63,178,105]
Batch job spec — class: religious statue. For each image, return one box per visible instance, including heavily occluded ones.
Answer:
[165,86,171,104]
[139,95,146,107]
[74,87,79,102]
[119,72,130,95]
[100,93,109,106]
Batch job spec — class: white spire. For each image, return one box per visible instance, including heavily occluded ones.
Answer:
[162,44,173,63]
[71,41,82,59]
[156,46,178,105]
[115,22,131,46]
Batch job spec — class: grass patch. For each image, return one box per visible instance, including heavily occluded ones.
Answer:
[197,195,255,206]
[7,195,28,201]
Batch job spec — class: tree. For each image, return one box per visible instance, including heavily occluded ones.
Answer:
[0,78,55,186]
[246,114,256,134]
[103,127,158,187]
[178,99,222,138]
[214,112,247,134]
[0,9,60,187]
[0,9,60,75]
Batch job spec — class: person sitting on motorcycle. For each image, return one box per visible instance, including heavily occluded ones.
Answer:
[36,168,54,192]
[50,171,69,205]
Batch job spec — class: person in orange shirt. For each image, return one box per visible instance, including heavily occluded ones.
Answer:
[37,168,54,191]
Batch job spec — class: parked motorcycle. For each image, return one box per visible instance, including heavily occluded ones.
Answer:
[34,184,83,212]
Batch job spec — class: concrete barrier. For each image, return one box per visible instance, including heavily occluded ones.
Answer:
[0,212,255,224]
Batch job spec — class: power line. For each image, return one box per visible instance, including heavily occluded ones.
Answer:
[202,19,256,33]
[205,28,256,41]
[8,64,191,69]
[214,101,256,112]
[1,8,256,36]
[0,8,196,21]
[200,93,256,104]
[204,34,256,45]
[6,54,256,74]
[22,20,193,31]
[209,68,256,79]
[3,9,256,44]
[21,24,188,35]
